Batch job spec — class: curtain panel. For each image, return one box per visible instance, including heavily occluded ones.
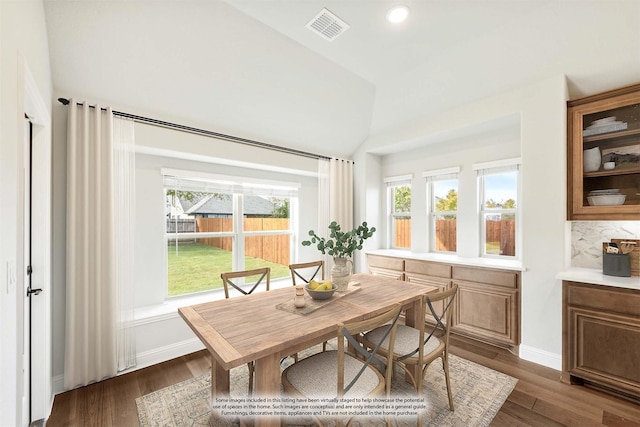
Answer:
[317,158,354,268]
[64,101,136,389]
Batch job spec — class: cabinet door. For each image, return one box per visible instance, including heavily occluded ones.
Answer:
[567,306,640,397]
[567,84,640,220]
[452,280,519,349]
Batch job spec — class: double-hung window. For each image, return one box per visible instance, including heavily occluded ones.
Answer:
[474,158,520,258]
[424,167,460,253]
[385,175,412,249]
[164,169,299,297]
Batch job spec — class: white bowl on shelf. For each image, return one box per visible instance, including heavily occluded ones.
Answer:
[587,194,626,206]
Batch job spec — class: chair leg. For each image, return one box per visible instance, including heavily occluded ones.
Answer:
[442,355,454,411]
[248,362,254,395]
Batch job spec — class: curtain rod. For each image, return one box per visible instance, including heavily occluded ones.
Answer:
[57,97,331,160]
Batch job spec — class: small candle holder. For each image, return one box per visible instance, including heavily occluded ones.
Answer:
[294,286,306,308]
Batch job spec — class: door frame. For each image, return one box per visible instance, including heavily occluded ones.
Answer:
[18,55,52,425]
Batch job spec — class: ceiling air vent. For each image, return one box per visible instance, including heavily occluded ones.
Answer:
[306,8,350,42]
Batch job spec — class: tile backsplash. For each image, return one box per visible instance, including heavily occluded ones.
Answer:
[572,221,640,269]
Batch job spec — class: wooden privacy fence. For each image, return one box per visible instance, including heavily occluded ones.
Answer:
[195,218,290,265]
[395,218,515,256]
[486,219,515,256]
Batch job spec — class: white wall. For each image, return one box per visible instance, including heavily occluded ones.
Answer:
[354,75,568,369]
[0,1,52,425]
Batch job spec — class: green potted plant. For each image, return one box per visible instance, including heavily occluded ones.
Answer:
[302,221,376,291]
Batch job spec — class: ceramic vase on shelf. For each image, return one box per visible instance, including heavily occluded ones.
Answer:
[583,146,601,172]
[331,257,353,292]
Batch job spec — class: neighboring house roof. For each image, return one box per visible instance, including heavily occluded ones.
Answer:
[179,194,275,216]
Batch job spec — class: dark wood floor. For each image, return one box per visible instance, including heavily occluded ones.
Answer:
[46,335,640,427]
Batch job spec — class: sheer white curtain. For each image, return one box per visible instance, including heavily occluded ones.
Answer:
[64,101,136,389]
[113,117,137,372]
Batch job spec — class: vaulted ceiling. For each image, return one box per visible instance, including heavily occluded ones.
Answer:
[44,0,640,158]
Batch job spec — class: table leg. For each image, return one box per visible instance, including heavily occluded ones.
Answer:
[211,355,230,400]
[254,353,281,427]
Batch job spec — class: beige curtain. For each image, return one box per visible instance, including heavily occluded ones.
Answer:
[317,158,354,267]
[329,158,353,231]
[64,101,136,389]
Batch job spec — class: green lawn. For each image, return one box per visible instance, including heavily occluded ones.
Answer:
[167,242,291,296]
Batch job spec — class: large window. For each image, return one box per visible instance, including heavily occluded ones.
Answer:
[425,167,459,253]
[164,170,299,297]
[475,159,520,258]
[385,175,412,249]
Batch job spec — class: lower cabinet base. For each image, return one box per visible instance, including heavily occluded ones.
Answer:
[562,374,640,404]
[452,329,519,355]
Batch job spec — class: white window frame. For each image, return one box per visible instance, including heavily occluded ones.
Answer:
[384,174,412,250]
[473,158,521,259]
[424,167,460,253]
[163,168,300,297]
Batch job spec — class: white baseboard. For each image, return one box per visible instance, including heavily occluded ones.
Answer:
[133,337,205,371]
[52,374,64,396]
[519,344,562,371]
[52,337,205,395]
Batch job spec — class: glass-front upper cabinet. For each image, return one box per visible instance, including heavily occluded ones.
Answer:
[567,83,640,220]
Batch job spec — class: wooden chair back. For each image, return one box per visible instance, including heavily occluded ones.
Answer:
[220,267,271,299]
[288,260,324,285]
[399,283,458,364]
[337,303,402,398]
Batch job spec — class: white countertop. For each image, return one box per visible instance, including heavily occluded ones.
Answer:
[556,267,640,291]
[366,249,525,272]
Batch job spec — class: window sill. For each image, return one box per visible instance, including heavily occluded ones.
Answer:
[134,278,294,325]
[367,249,525,272]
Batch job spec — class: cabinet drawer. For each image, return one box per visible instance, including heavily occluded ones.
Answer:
[367,255,404,272]
[368,266,404,281]
[405,273,450,288]
[452,266,518,288]
[405,259,451,278]
[566,281,640,317]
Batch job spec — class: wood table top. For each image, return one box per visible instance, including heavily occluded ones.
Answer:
[178,273,436,371]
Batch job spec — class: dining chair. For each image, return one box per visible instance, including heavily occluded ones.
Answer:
[362,283,459,411]
[220,267,271,394]
[281,303,402,427]
[289,260,328,353]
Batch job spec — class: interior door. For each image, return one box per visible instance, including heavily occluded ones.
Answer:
[22,113,51,426]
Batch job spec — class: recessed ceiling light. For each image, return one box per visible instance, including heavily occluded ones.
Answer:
[386,5,410,24]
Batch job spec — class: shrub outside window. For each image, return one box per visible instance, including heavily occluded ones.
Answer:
[475,159,520,258]
[385,175,412,249]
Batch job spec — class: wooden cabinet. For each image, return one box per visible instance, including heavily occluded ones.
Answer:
[367,254,404,280]
[567,83,640,220]
[452,266,520,353]
[366,254,521,353]
[562,281,640,400]
[405,260,451,323]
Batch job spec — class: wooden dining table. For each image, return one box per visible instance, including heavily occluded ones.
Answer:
[178,272,437,427]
